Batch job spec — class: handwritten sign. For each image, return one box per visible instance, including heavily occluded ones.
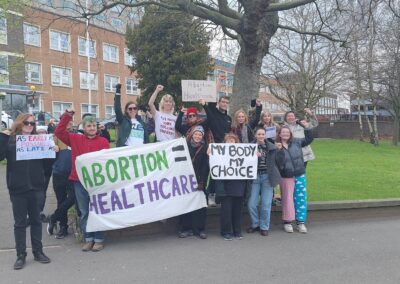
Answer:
[209,143,258,180]
[265,126,277,139]
[75,138,207,232]
[182,80,217,102]
[16,134,56,160]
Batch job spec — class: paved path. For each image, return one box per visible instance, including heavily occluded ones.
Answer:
[1,166,400,283]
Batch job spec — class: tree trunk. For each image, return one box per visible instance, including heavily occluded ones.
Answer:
[357,98,364,141]
[393,115,400,146]
[372,105,379,146]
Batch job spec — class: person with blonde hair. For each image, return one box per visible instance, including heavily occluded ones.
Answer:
[231,99,262,143]
[0,113,52,269]
[257,111,279,142]
[149,84,177,142]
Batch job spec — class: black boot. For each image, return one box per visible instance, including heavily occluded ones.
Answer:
[55,226,68,239]
[33,251,51,263]
[14,253,27,270]
[46,215,57,235]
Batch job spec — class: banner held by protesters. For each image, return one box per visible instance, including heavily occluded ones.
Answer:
[75,138,207,232]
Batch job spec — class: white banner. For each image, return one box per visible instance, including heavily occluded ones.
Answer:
[209,143,258,180]
[16,134,56,160]
[181,80,217,102]
[75,138,207,232]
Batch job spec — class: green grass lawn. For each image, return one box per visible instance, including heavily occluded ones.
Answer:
[307,139,400,201]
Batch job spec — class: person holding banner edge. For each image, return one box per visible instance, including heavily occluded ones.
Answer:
[247,127,281,236]
[114,83,149,147]
[178,125,209,239]
[55,109,110,252]
[0,113,51,270]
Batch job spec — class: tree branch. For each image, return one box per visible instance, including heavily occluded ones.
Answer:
[278,24,346,45]
[267,0,316,12]
[217,0,242,19]
[222,26,239,40]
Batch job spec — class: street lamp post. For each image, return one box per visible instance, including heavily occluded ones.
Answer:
[0,91,5,130]
[29,85,37,111]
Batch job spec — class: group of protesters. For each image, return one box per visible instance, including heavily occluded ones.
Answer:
[0,82,318,270]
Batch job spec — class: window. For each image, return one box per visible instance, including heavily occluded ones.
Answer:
[0,55,9,84]
[111,18,123,28]
[103,43,119,63]
[81,104,98,117]
[61,0,76,11]
[25,62,42,84]
[104,75,119,92]
[227,73,234,87]
[124,48,135,66]
[110,5,122,13]
[80,71,97,90]
[126,78,138,95]
[78,37,96,57]
[50,30,70,52]
[105,105,115,119]
[24,23,41,46]
[51,66,72,87]
[53,102,72,119]
[0,17,7,45]
[94,14,107,22]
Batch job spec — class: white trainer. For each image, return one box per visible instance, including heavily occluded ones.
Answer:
[283,223,294,233]
[208,193,217,207]
[297,223,308,234]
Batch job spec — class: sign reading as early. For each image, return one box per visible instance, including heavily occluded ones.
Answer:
[16,134,56,160]
[209,143,258,180]
[75,138,207,232]
[181,80,217,102]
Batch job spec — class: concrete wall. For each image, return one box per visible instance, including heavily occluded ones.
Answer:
[314,121,394,139]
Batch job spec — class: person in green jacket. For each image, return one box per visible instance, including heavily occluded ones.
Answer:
[114,83,149,147]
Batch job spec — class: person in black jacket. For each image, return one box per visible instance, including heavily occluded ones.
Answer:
[175,106,208,138]
[0,113,51,270]
[178,125,209,239]
[275,124,313,234]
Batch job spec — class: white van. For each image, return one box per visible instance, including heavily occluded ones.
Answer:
[1,111,13,129]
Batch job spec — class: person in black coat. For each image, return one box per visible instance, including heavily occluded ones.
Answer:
[0,113,52,270]
[178,125,209,239]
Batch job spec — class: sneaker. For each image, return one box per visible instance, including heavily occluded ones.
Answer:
[222,233,233,241]
[198,231,207,239]
[13,253,26,270]
[246,226,260,233]
[284,223,294,233]
[208,193,217,207]
[46,216,57,235]
[178,230,194,238]
[55,226,68,239]
[92,242,105,252]
[260,230,269,236]
[82,242,94,252]
[33,251,51,263]
[234,233,243,240]
[297,223,308,234]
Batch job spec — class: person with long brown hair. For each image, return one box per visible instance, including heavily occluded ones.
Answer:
[231,99,262,143]
[0,113,51,270]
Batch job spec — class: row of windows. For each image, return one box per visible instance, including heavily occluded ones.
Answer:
[52,102,116,119]
[25,62,138,94]
[22,22,135,65]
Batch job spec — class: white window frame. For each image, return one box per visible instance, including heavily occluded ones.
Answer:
[25,62,42,84]
[81,103,99,117]
[23,22,41,47]
[51,65,72,88]
[124,48,135,66]
[111,17,123,28]
[104,74,120,92]
[52,101,73,119]
[0,16,7,45]
[79,70,98,90]
[78,36,96,58]
[103,43,119,63]
[0,54,9,84]
[49,29,71,53]
[105,105,115,119]
[126,77,138,95]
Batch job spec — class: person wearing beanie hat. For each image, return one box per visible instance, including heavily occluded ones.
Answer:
[175,106,209,138]
[178,124,209,239]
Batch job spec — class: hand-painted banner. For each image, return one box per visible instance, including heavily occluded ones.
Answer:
[75,138,207,232]
[181,80,217,102]
[16,134,56,160]
[209,143,258,180]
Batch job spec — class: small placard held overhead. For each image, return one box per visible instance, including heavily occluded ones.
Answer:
[181,80,217,102]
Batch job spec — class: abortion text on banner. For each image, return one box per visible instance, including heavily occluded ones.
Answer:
[75,138,207,232]
[16,134,56,160]
[181,80,217,102]
[209,143,258,180]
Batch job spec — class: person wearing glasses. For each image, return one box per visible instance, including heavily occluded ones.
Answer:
[114,83,149,147]
[0,113,52,270]
[175,106,208,138]
[148,84,177,142]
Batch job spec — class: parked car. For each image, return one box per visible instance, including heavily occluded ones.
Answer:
[32,111,59,133]
[1,111,14,128]
[98,115,118,129]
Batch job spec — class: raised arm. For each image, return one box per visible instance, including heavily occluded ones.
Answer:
[114,83,124,124]
[175,108,186,135]
[55,109,74,146]
[301,128,314,147]
[305,108,319,128]
[249,99,263,129]
[148,84,164,117]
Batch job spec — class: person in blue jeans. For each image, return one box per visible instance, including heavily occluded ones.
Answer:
[247,127,281,236]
